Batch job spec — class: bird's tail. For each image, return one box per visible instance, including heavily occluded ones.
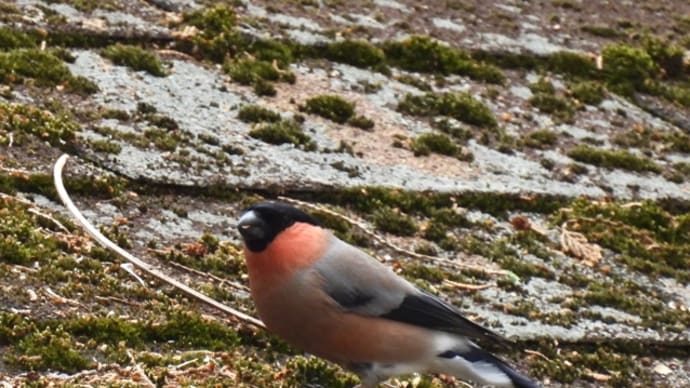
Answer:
[432,345,540,388]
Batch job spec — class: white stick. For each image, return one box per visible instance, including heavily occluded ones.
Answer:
[52,154,265,329]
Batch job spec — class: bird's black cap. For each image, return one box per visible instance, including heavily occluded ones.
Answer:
[237,201,320,252]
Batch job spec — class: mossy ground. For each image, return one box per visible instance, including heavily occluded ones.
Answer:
[2,1,690,386]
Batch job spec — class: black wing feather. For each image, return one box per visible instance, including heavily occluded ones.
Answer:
[325,287,375,309]
[380,292,512,347]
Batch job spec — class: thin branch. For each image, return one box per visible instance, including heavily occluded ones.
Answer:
[45,286,80,306]
[524,349,552,363]
[442,279,494,291]
[53,154,264,329]
[121,263,147,287]
[0,192,70,232]
[127,350,156,388]
[277,196,514,279]
[166,260,251,292]
[94,295,141,307]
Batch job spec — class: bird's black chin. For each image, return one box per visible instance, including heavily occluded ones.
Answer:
[237,210,272,252]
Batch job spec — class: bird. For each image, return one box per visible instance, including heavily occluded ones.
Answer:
[236,201,540,388]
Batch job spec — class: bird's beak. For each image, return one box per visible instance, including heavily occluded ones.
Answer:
[237,210,265,242]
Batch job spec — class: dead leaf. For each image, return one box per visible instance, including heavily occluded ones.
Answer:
[560,223,602,266]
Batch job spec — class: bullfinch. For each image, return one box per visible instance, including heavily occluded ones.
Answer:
[237,201,540,388]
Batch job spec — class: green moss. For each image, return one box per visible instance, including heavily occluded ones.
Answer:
[372,207,418,236]
[612,126,690,153]
[400,263,454,284]
[395,74,432,91]
[101,44,167,77]
[0,49,98,94]
[180,5,294,66]
[431,207,472,228]
[567,145,661,173]
[0,198,65,266]
[312,187,568,222]
[145,113,179,131]
[570,81,605,105]
[552,199,690,281]
[238,34,293,63]
[433,119,472,142]
[225,58,295,86]
[529,93,575,123]
[249,119,316,150]
[545,51,598,79]
[383,35,505,84]
[237,104,281,123]
[499,256,555,279]
[330,161,361,178]
[601,43,655,95]
[580,24,625,38]
[5,326,91,372]
[321,39,386,69]
[285,356,358,388]
[303,95,355,124]
[650,81,690,107]
[398,92,497,128]
[0,27,38,50]
[641,35,685,78]
[180,5,240,62]
[423,208,472,244]
[522,129,559,149]
[528,343,654,385]
[253,78,277,96]
[88,139,122,154]
[411,132,459,157]
[145,309,242,349]
[143,128,188,151]
[529,78,556,95]
[347,115,375,130]
[0,102,77,147]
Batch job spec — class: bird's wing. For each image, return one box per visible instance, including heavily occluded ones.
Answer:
[312,236,511,347]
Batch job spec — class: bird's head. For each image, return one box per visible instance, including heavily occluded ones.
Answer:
[237,201,320,252]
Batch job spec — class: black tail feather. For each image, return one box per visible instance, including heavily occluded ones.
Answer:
[439,346,540,388]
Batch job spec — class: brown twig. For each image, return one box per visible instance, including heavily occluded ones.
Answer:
[0,192,70,232]
[127,350,156,388]
[443,279,494,291]
[524,349,552,363]
[166,260,251,292]
[94,295,142,307]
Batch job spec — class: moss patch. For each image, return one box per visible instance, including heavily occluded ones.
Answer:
[0,49,98,94]
[398,92,497,128]
[237,104,281,123]
[567,145,661,173]
[249,119,316,150]
[383,35,505,84]
[101,44,167,77]
[529,93,575,123]
[321,39,386,70]
[303,95,355,124]
[411,132,459,157]
[601,43,655,95]
[0,102,77,147]
[552,199,690,281]
[522,129,559,149]
[372,207,418,236]
[570,81,606,105]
